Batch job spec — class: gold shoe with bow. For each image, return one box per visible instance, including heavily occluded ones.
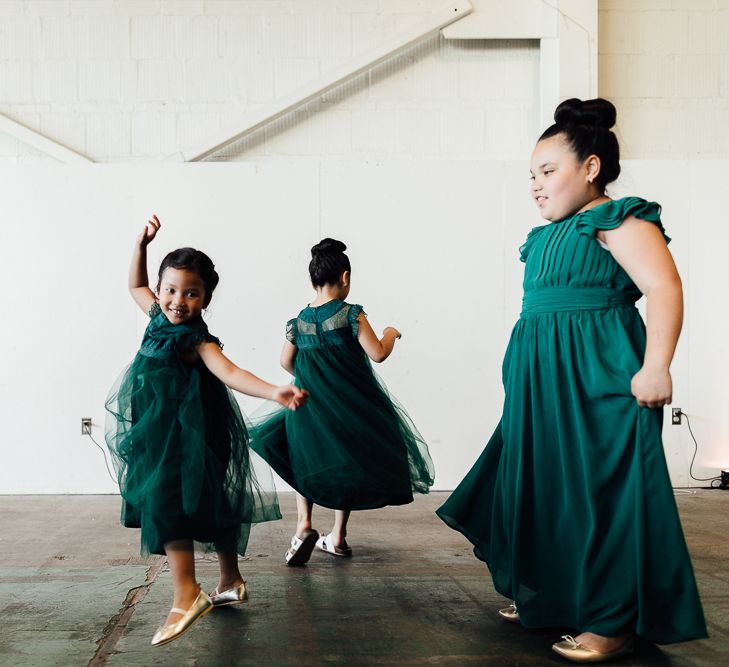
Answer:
[552,635,634,663]
[210,582,248,607]
[497,602,520,624]
[151,588,213,647]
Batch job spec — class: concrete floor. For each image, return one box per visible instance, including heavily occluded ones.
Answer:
[0,491,727,667]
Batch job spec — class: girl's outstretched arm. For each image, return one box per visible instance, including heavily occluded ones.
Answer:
[280,341,297,375]
[356,314,401,363]
[601,215,683,408]
[198,342,308,410]
[129,214,161,314]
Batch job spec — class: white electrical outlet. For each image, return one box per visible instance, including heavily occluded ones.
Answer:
[671,408,682,425]
[81,418,92,435]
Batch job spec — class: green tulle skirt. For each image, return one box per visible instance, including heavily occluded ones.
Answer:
[436,306,707,644]
[250,339,434,510]
[105,354,280,556]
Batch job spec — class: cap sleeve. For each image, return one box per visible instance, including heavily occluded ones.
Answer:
[148,301,162,318]
[180,321,223,351]
[347,304,366,337]
[285,318,297,344]
[203,332,223,350]
[575,197,670,244]
[519,224,548,263]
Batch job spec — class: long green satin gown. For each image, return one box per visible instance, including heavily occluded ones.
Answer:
[436,197,707,643]
[250,299,434,510]
[105,302,281,556]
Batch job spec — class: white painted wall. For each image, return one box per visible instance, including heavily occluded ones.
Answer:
[599,0,729,158]
[0,1,727,494]
[5,1,729,163]
[0,0,540,163]
[1,160,726,494]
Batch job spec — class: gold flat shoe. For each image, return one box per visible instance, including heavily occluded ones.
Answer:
[498,602,520,624]
[151,589,213,647]
[210,582,248,607]
[552,635,634,663]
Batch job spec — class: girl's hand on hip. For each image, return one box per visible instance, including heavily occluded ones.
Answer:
[631,366,672,408]
[384,326,402,339]
[138,214,161,246]
[272,385,309,410]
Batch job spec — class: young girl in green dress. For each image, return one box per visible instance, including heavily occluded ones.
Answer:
[250,238,434,565]
[437,99,707,663]
[105,215,307,647]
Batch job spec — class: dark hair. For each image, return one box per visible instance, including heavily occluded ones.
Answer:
[156,247,219,306]
[309,238,350,287]
[539,97,620,192]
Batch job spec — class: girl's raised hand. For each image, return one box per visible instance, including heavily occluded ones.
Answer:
[272,385,309,411]
[631,366,673,408]
[137,214,161,246]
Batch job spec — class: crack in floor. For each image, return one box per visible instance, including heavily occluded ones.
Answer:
[87,555,165,666]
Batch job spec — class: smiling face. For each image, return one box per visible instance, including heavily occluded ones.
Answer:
[529,133,600,221]
[157,267,207,324]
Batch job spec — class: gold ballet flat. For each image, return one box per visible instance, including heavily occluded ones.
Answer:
[552,635,634,663]
[210,582,248,607]
[498,602,520,624]
[151,589,213,647]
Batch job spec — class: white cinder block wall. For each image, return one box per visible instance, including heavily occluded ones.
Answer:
[599,0,729,158]
[2,0,726,160]
[1,0,727,493]
[0,0,540,162]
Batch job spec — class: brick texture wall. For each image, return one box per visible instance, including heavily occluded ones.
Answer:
[599,0,729,158]
[0,0,540,162]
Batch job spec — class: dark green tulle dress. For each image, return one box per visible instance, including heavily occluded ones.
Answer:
[105,303,281,556]
[250,300,434,510]
[436,198,707,643]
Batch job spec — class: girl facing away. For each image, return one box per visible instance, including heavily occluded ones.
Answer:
[250,239,435,565]
[105,215,308,647]
[436,99,707,663]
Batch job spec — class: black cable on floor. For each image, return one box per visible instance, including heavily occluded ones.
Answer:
[682,411,721,485]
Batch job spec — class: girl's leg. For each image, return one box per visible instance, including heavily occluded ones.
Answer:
[330,509,351,548]
[215,550,244,593]
[296,492,314,537]
[164,539,200,624]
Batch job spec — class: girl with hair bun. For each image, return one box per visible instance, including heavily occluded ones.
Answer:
[250,238,434,565]
[437,98,707,662]
[105,215,307,646]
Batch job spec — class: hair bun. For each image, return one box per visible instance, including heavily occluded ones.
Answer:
[554,98,616,129]
[311,238,347,257]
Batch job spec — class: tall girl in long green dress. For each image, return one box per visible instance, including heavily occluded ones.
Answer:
[250,239,434,565]
[105,215,308,647]
[436,99,707,663]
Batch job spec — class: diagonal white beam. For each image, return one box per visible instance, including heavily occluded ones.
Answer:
[0,112,93,164]
[181,0,473,162]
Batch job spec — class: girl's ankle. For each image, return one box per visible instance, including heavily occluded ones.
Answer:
[330,534,347,548]
[296,523,313,537]
[173,583,200,602]
[217,577,244,591]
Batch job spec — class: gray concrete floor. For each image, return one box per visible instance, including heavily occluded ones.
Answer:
[0,491,727,666]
